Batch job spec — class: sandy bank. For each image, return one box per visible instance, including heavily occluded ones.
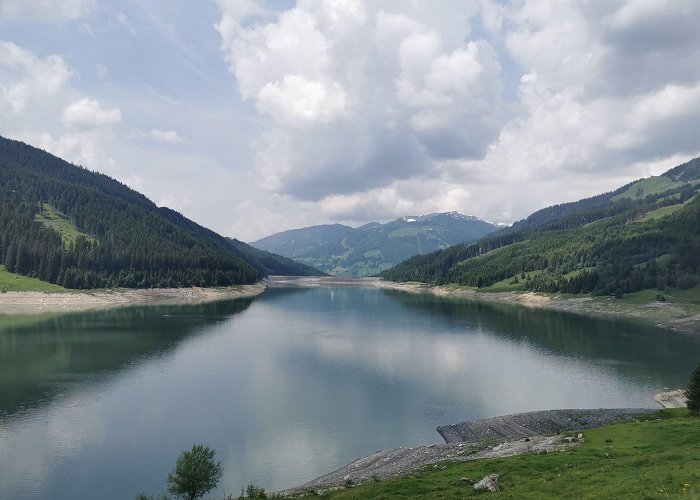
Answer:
[0,282,267,315]
[377,280,700,333]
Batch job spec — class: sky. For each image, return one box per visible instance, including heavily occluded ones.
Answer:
[1,0,699,241]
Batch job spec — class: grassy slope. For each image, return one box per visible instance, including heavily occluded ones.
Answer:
[0,265,67,292]
[303,409,699,499]
[34,203,98,247]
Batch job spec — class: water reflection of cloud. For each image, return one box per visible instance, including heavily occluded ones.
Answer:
[301,318,655,416]
[0,389,109,498]
[221,425,341,492]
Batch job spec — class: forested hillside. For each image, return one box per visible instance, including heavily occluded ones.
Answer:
[382,158,700,297]
[252,212,497,276]
[0,136,321,289]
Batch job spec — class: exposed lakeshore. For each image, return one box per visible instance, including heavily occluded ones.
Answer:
[4,275,698,332]
[265,276,700,333]
[375,280,700,334]
[0,282,267,315]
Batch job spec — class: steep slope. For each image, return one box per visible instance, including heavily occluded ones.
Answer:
[0,136,319,289]
[251,212,498,276]
[382,157,700,297]
[226,238,326,277]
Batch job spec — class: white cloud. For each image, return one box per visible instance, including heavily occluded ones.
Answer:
[217,0,501,200]
[256,74,347,124]
[149,129,184,144]
[61,98,122,129]
[0,0,94,21]
[35,131,116,170]
[0,41,71,112]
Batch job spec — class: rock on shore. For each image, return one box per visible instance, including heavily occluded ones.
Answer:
[654,389,688,408]
[437,408,655,444]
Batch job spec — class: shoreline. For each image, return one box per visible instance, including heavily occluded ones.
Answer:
[377,280,700,333]
[280,407,660,496]
[0,282,267,315]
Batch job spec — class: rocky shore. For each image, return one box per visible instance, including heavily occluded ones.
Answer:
[280,407,657,496]
[0,282,267,315]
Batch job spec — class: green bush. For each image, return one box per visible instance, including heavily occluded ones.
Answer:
[243,482,267,499]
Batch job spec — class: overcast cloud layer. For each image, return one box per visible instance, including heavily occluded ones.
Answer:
[1,0,699,240]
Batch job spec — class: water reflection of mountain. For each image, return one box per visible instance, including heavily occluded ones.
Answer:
[0,298,253,420]
[381,289,700,384]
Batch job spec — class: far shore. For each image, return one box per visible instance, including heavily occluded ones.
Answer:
[3,276,698,332]
[0,282,267,315]
[377,280,700,333]
[267,276,700,333]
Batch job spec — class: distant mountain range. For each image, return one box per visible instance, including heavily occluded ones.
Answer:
[382,157,700,297]
[251,212,498,276]
[0,135,322,289]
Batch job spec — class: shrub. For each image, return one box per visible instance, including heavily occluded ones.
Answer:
[243,482,267,499]
[167,444,223,500]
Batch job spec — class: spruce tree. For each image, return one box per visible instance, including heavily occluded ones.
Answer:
[688,362,700,416]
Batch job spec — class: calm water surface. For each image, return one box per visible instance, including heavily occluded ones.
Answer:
[1,285,698,499]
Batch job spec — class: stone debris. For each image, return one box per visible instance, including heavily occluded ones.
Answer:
[473,473,499,492]
[437,408,655,444]
[654,389,688,408]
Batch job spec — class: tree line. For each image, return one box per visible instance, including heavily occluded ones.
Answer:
[382,166,700,297]
[0,137,261,288]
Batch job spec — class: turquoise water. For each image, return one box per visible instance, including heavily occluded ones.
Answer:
[0,285,697,499]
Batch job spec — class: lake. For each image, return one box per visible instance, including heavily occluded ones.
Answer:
[1,283,698,499]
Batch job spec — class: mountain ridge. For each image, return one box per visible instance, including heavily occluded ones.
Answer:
[0,135,322,289]
[251,212,498,277]
[381,157,700,297]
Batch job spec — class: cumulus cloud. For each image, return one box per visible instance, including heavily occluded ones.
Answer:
[0,41,71,112]
[214,0,700,237]
[477,0,700,181]
[149,129,184,144]
[217,0,502,200]
[61,98,122,128]
[34,131,117,170]
[0,0,93,21]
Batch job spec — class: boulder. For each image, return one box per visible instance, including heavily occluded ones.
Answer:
[654,389,688,409]
[473,473,500,492]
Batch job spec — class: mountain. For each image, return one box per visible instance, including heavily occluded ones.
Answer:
[226,238,326,277]
[0,136,322,289]
[381,157,700,297]
[251,212,498,277]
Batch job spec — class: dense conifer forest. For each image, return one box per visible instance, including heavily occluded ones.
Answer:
[0,136,321,289]
[381,158,700,297]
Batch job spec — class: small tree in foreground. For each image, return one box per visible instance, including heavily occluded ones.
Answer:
[167,444,223,500]
[688,362,700,416]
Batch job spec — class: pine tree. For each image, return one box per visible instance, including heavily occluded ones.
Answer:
[687,362,700,416]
